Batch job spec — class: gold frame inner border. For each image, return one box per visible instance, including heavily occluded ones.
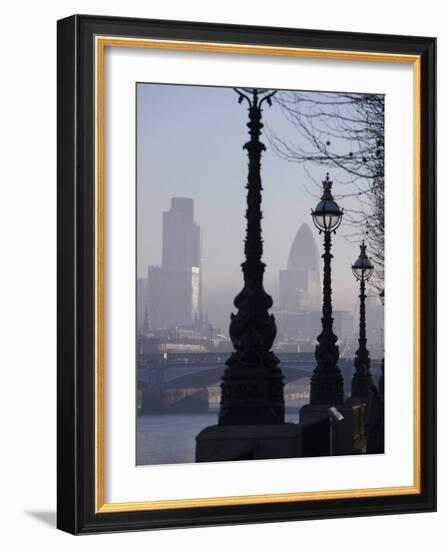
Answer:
[94,35,421,514]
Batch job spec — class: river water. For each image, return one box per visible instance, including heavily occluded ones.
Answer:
[137,403,307,465]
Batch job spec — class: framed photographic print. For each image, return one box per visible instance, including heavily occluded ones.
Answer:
[57,14,436,534]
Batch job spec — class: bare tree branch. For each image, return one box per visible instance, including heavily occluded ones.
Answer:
[270,91,385,294]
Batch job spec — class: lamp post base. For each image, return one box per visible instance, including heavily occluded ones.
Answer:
[299,401,367,456]
[218,359,285,425]
[196,423,301,462]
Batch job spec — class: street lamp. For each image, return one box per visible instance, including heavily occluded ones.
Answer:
[309,173,344,405]
[351,241,374,399]
[218,88,285,426]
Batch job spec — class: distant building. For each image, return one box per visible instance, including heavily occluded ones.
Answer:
[146,198,202,329]
[137,307,159,354]
[138,318,221,355]
[139,306,152,337]
[136,278,148,329]
[162,198,201,272]
[365,300,384,360]
[275,311,314,341]
[274,309,354,356]
[274,224,356,355]
[279,223,320,312]
[148,265,200,329]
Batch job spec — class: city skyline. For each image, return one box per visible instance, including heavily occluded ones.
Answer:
[138,195,384,359]
[137,84,381,328]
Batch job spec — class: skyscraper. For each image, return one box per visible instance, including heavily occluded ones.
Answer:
[279,223,321,312]
[162,198,201,270]
[147,198,202,329]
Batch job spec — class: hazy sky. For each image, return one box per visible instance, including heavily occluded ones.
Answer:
[137,83,379,331]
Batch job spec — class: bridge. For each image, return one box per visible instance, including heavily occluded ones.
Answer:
[138,351,317,389]
[137,352,380,414]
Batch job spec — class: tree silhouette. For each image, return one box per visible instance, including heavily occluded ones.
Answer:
[270,91,384,294]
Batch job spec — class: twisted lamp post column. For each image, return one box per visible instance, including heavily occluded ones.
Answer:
[218,88,285,426]
[351,241,374,399]
[310,174,344,405]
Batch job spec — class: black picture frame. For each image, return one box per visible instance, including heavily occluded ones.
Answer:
[57,14,436,534]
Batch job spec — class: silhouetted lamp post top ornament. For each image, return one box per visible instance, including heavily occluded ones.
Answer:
[351,241,374,400]
[309,174,344,406]
[218,87,285,426]
[311,173,344,233]
[352,241,374,281]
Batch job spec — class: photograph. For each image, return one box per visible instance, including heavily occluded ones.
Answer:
[135,83,385,465]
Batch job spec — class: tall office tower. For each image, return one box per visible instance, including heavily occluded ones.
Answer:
[162,198,201,270]
[279,223,321,312]
[147,198,202,329]
[147,265,200,329]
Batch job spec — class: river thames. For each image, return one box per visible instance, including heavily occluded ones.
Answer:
[137,404,307,465]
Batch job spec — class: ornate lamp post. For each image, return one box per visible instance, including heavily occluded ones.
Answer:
[218,88,285,426]
[351,241,374,399]
[309,173,344,405]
